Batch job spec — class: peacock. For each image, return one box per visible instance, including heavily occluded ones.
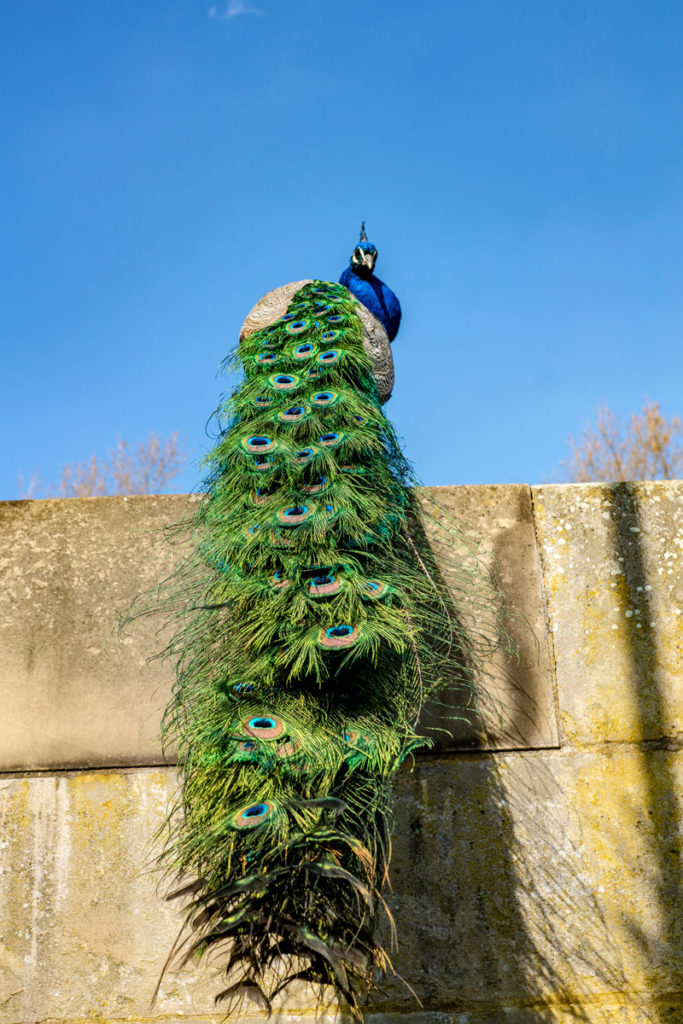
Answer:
[339,222,402,343]
[142,227,506,1019]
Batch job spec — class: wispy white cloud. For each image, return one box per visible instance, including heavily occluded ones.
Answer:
[209,0,264,19]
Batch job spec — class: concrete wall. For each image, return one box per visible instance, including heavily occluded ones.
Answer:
[0,483,681,1024]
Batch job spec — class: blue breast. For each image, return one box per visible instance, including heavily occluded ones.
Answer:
[339,267,402,342]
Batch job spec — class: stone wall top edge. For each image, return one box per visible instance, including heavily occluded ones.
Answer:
[2,479,679,512]
[0,492,201,509]
[532,478,683,493]
[0,485,535,509]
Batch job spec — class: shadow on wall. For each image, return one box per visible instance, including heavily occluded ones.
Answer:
[365,750,636,1022]
[362,490,648,1021]
[605,483,683,1023]
[414,486,558,755]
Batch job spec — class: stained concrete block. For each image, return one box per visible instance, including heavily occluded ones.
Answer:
[0,769,220,1023]
[380,750,682,1018]
[0,768,347,1023]
[0,489,558,772]
[533,481,683,745]
[0,496,193,772]
[421,486,558,751]
[1,749,680,1023]
[367,1007,675,1024]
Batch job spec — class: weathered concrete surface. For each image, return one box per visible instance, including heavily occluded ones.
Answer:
[533,481,683,746]
[1,751,680,1023]
[0,496,194,771]
[424,485,558,751]
[0,483,681,1023]
[0,488,557,772]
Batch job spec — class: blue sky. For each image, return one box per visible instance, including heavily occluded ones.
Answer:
[2,0,683,496]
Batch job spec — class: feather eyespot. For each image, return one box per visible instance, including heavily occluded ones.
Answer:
[252,487,270,505]
[320,330,340,343]
[269,373,300,391]
[278,504,314,526]
[255,352,278,364]
[291,342,317,360]
[343,729,371,749]
[232,801,275,829]
[270,570,291,590]
[317,624,359,649]
[361,580,393,600]
[301,474,328,494]
[242,435,275,453]
[285,319,310,335]
[293,447,317,465]
[241,715,285,740]
[308,573,343,597]
[319,431,344,448]
[317,349,342,365]
[310,390,338,407]
[278,404,309,423]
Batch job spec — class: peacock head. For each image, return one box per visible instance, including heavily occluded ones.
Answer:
[349,222,377,277]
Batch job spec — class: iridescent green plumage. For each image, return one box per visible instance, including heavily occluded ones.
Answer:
[141,280,508,1017]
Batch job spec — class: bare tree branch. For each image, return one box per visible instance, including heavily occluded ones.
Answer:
[562,400,683,482]
[45,432,189,498]
[16,470,42,500]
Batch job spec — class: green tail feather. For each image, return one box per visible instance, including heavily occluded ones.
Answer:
[133,280,511,1017]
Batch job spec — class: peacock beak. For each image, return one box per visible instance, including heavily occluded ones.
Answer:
[360,252,375,270]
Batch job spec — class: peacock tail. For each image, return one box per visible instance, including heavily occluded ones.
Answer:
[138,272,510,1018]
